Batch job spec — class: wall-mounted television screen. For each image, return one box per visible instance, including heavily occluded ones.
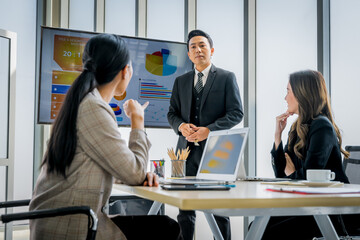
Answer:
[38,26,193,128]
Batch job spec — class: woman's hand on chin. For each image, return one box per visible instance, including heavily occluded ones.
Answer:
[275,112,291,149]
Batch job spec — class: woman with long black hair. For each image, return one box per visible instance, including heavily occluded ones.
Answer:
[30,33,181,240]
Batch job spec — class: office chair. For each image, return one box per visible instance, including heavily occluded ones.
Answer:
[327,146,360,240]
[343,146,360,184]
[0,199,98,240]
[314,146,360,240]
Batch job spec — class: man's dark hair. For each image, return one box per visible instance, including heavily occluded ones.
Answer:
[187,29,213,51]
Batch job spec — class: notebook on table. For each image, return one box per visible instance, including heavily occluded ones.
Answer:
[161,185,231,191]
[161,128,249,185]
[240,176,291,182]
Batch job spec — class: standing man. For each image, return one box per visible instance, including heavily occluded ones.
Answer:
[168,29,243,240]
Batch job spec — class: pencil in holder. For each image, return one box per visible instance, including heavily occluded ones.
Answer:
[150,160,165,178]
[171,160,186,178]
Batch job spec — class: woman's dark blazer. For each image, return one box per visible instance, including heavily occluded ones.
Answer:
[271,115,349,183]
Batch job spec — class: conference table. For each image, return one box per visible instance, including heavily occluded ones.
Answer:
[113,181,360,240]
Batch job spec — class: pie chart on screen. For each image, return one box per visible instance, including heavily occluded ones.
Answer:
[145,49,177,76]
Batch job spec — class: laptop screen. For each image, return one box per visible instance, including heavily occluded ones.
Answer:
[196,128,249,181]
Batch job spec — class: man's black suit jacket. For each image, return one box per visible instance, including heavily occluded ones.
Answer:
[167,64,244,152]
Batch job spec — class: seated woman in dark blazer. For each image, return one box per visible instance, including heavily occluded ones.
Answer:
[264,70,359,239]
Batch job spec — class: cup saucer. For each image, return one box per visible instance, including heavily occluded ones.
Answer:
[299,180,343,187]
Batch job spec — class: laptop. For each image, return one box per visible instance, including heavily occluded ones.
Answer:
[161,128,249,185]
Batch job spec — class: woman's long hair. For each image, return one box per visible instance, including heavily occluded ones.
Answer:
[287,70,349,160]
[42,34,130,178]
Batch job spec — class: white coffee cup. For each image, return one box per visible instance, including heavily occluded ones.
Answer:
[306,169,335,182]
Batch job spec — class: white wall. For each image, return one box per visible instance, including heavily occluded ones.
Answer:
[330,0,360,148]
[0,0,37,201]
[256,0,317,178]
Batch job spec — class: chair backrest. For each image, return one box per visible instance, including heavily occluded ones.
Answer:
[0,200,98,240]
[343,146,360,184]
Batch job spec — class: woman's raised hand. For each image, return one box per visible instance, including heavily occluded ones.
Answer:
[123,100,149,130]
[123,99,149,118]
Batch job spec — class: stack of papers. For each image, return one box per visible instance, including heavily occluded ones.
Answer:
[261,180,344,187]
[266,187,360,194]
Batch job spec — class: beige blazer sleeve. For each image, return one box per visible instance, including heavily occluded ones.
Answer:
[77,90,151,185]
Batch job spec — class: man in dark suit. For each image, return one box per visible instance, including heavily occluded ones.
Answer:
[168,29,243,240]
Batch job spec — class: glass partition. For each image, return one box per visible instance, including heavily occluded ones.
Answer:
[330,0,360,146]
[145,0,185,176]
[105,0,136,36]
[69,0,95,31]
[197,0,244,108]
[196,1,245,238]
[0,38,9,239]
[0,37,9,159]
[0,28,16,240]
[256,0,317,177]
[147,0,185,41]
[0,166,5,237]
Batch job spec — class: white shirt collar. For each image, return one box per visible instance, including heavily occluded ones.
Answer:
[194,63,212,87]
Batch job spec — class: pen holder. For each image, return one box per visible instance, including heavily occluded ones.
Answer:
[171,160,186,178]
[150,160,165,178]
